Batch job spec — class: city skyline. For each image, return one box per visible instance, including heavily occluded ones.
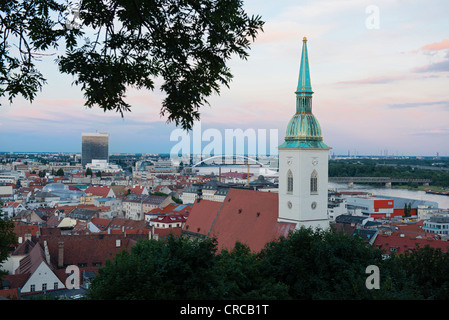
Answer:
[1,0,448,156]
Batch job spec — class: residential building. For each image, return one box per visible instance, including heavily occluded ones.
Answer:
[2,201,26,218]
[81,186,115,204]
[423,214,449,235]
[15,209,46,224]
[181,180,242,204]
[122,194,173,220]
[68,208,99,221]
[327,192,348,221]
[145,203,192,222]
[2,240,65,296]
[149,214,187,229]
[129,185,150,195]
[0,171,24,184]
[374,231,449,256]
[92,197,122,216]
[0,237,34,275]
[181,184,201,204]
[0,185,13,198]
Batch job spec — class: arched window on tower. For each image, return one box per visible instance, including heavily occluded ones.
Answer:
[287,170,293,194]
[310,170,318,194]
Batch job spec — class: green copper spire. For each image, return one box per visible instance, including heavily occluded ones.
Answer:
[279,37,331,150]
[296,37,313,97]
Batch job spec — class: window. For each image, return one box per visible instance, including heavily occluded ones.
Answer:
[42,283,47,291]
[54,282,58,290]
[287,170,293,194]
[310,170,318,194]
[30,284,35,292]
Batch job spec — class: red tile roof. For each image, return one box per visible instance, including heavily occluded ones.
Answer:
[221,172,249,179]
[90,217,112,231]
[151,214,187,224]
[184,189,296,252]
[38,235,137,268]
[1,273,29,293]
[15,242,51,275]
[152,227,183,239]
[183,200,223,237]
[107,217,148,230]
[12,239,35,256]
[129,185,147,194]
[14,223,40,238]
[374,234,449,255]
[211,189,295,252]
[2,201,22,208]
[148,203,192,215]
[84,186,112,198]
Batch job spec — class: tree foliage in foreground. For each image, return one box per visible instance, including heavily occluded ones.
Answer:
[1,0,264,130]
[88,227,449,300]
[0,204,17,276]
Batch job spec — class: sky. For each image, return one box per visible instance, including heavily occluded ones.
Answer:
[1,0,448,157]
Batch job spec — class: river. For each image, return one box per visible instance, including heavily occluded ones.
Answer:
[328,182,449,209]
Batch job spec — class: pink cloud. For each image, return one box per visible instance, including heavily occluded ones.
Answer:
[420,39,449,51]
[336,75,405,85]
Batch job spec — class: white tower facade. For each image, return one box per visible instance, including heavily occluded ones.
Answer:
[278,37,331,229]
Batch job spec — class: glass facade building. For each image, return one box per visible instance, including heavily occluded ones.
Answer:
[81,132,109,167]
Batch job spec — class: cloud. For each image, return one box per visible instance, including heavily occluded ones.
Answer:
[410,128,449,136]
[412,59,449,73]
[387,100,449,109]
[412,39,449,73]
[420,39,449,51]
[336,75,405,85]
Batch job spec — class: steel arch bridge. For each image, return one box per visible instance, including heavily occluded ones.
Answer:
[189,155,267,168]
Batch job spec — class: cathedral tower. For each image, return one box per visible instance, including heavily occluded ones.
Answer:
[278,37,331,229]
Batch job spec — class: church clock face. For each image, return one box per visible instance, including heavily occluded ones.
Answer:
[312,158,319,166]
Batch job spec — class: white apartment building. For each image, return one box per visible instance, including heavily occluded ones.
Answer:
[423,214,449,235]
[121,194,173,220]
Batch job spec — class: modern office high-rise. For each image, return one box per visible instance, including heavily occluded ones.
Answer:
[81,132,109,167]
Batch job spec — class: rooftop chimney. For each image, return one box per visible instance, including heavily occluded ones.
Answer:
[24,233,32,242]
[44,240,51,265]
[58,241,64,268]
